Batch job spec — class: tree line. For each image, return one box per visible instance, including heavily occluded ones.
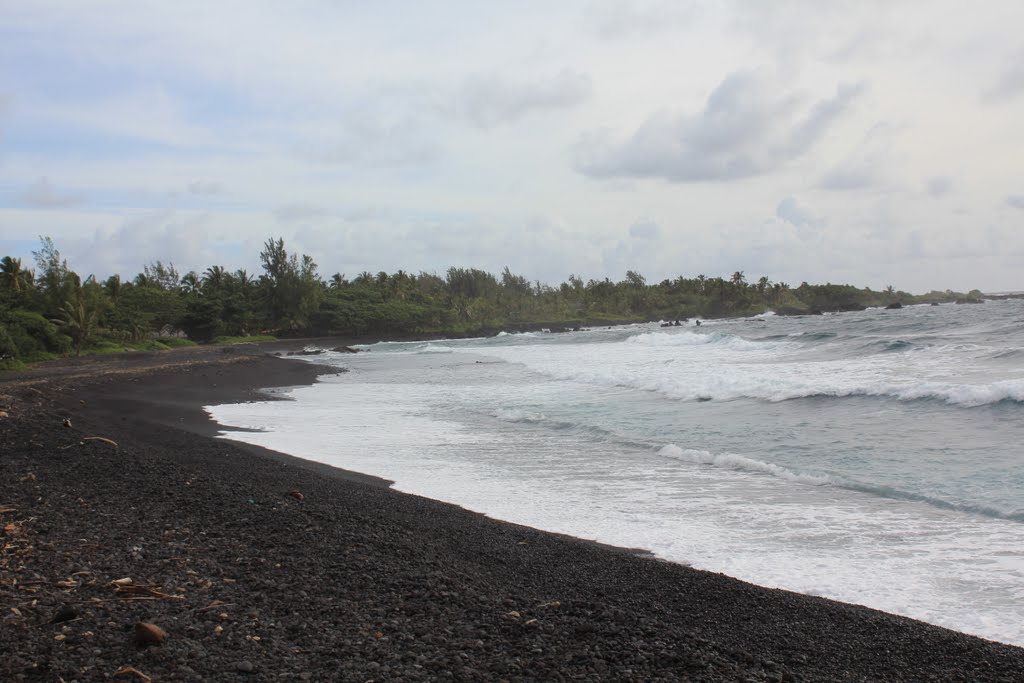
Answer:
[0,236,983,369]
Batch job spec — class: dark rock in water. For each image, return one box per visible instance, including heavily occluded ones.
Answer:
[885,302,903,309]
[833,303,868,312]
[931,302,940,306]
[286,349,324,356]
[956,297,984,304]
[332,346,362,353]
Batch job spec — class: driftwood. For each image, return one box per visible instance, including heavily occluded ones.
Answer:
[58,436,119,450]
[112,582,184,600]
[82,436,118,447]
[112,667,152,683]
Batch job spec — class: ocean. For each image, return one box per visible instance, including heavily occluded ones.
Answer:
[207,300,1024,646]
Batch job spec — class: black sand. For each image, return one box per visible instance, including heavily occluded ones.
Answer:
[2,346,1023,681]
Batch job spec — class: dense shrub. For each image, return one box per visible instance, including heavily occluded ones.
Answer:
[1,310,72,360]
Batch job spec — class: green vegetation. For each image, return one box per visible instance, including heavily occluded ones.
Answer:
[211,335,277,345]
[0,235,988,370]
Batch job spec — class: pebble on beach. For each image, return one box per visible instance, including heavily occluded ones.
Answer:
[133,622,167,647]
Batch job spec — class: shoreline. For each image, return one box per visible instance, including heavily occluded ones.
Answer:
[3,349,1024,681]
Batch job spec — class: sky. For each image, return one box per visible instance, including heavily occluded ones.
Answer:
[1,1,1023,293]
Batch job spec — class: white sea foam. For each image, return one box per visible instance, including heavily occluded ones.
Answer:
[891,378,1024,406]
[658,445,833,485]
[207,303,1024,646]
[415,344,454,354]
[209,369,1024,646]
[626,330,783,352]
[471,334,1024,407]
[492,408,547,423]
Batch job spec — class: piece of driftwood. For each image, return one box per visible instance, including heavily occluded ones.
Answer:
[112,666,152,683]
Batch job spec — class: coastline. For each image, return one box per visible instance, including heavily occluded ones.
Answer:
[3,348,1024,681]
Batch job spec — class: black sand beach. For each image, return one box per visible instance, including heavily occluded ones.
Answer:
[3,346,1024,682]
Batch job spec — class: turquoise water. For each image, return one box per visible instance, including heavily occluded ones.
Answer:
[209,300,1024,645]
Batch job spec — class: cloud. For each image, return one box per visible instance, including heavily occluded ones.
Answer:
[776,197,825,230]
[628,217,661,239]
[25,87,217,150]
[586,0,696,39]
[819,165,877,191]
[1006,195,1024,210]
[460,70,592,128]
[187,180,224,196]
[926,176,953,197]
[819,122,893,191]
[304,109,441,167]
[274,203,330,222]
[575,73,863,182]
[19,177,85,208]
[985,51,1024,102]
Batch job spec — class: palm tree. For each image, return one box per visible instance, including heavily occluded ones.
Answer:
[234,269,254,292]
[0,256,33,292]
[180,271,201,295]
[328,272,346,290]
[202,265,227,292]
[54,296,100,356]
[731,271,747,286]
[104,274,122,299]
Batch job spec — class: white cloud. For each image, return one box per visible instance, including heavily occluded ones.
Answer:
[576,73,863,182]
[3,2,1024,293]
[19,177,85,208]
[926,176,953,198]
[819,122,895,191]
[274,203,330,223]
[186,180,224,196]
[985,50,1024,102]
[460,70,592,128]
[629,217,661,239]
[776,197,825,230]
[586,0,697,39]
[23,87,219,149]
[301,108,442,168]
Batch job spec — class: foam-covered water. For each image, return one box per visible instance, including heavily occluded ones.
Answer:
[208,300,1024,646]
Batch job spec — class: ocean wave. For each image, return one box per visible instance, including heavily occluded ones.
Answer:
[887,379,1024,407]
[658,445,832,485]
[533,364,1024,408]
[787,331,838,341]
[857,339,916,353]
[658,445,1024,521]
[626,330,773,352]
[837,479,1024,523]
[492,408,547,423]
[987,348,1024,360]
[415,344,454,354]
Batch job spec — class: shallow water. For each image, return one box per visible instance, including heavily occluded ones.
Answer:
[208,300,1024,646]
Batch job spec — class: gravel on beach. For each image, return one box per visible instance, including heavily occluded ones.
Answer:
[2,346,1023,682]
